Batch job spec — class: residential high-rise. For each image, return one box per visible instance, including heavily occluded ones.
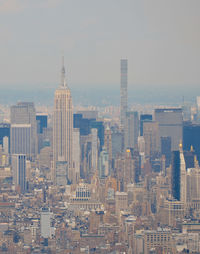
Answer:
[12,154,26,193]
[120,59,128,130]
[10,102,37,157]
[53,58,73,184]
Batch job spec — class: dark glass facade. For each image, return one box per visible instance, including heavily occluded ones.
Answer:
[171,151,180,201]
[183,122,200,163]
[73,114,104,151]
[0,123,10,152]
[36,114,48,134]
[161,136,171,167]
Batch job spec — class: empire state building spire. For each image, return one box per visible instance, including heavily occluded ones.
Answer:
[61,56,67,88]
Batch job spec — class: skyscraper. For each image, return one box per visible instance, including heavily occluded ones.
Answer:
[36,113,48,134]
[143,121,159,158]
[120,59,128,130]
[171,150,180,201]
[104,126,112,166]
[140,114,152,136]
[10,102,37,157]
[155,108,183,151]
[12,154,26,193]
[161,136,171,167]
[183,122,200,162]
[124,111,139,150]
[53,58,73,184]
[11,124,31,157]
[73,128,80,183]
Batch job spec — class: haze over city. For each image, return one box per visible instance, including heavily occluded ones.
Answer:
[0,0,200,105]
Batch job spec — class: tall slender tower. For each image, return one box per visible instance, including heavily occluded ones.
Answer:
[120,59,128,130]
[53,58,73,184]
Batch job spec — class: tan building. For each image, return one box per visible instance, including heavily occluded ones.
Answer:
[144,228,174,254]
[115,191,128,215]
[158,199,185,226]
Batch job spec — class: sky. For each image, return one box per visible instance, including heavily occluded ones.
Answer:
[0,0,200,98]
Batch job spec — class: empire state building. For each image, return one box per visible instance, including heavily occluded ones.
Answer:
[53,59,73,184]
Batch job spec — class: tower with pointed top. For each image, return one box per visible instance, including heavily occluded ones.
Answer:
[53,58,73,184]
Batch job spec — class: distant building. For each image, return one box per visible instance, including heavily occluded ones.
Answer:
[140,114,152,136]
[104,127,112,167]
[144,228,173,254]
[115,191,128,214]
[73,113,104,151]
[36,113,48,134]
[143,121,159,158]
[111,130,123,159]
[99,147,109,178]
[55,161,68,186]
[40,208,53,239]
[53,59,73,183]
[10,102,37,157]
[90,120,104,151]
[171,151,181,201]
[12,154,26,193]
[155,108,183,151]
[161,136,171,167]
[183,122,200,162]
[91,128,98,173]
[11,124,31,157]
[120,59,128,130]
[73,114,91,136]
[171,145,188,203]
[76,110,98,120]
[0,123,10,152]
[72,128,80,183]
[124,111,139,150]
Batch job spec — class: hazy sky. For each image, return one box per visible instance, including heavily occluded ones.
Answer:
[0,0,200,91]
